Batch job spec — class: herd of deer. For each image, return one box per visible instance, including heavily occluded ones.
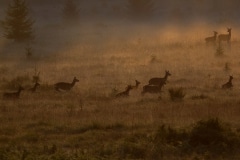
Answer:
[1,70,234,100]
[1,27,234,100]
[2,77,79,99]
[205,28,232,44]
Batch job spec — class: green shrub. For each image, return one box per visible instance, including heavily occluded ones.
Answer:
[169,87,185,101]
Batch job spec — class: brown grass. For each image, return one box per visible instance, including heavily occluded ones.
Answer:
[1,22,240,159]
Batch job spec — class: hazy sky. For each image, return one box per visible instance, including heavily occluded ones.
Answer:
[1,0,240,25]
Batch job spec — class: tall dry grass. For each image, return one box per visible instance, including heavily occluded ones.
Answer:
[1,21,240,159]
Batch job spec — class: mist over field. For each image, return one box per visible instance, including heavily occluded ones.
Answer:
[1,0,240,159]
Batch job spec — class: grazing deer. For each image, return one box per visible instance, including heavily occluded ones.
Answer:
[3,86,24,99]
[222,75,233,89]
[29,82,40,92]
[54,77,79,91]
[205,31,218,44]
[132,80,141,89]
[141,82,166,95]
[218,28,231,44]
[115,85,133,98]
[149,70,171,86]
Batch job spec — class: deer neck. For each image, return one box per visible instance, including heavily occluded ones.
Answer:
[164,74,169,81]
[71,80,77,87]
[136,83,139,88]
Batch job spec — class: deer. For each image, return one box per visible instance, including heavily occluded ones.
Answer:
[115,85,133,98]
[222,75,233,89]
[132,80,141,89]
[205,31,218,44]
[3,86,24,99]
[29,82,40,93]
[148,70,171,86]
[54,77,79,91]
[141,82,166,95]
[218,28,231,44]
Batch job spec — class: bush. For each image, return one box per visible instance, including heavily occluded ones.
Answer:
[189,118,240,154]
[151,125,188,159]
[154,125,188,146]
[169,87,185,101]
[118,141,147,159]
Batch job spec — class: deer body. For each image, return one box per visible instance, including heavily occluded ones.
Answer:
[148,70,171,86]
[218,28,231,44]
[115,85,133,98]
[132,80,141,89]
[29,82,40,92]
[205,31,218,44]
[222,76,233,89]
[54,77,79,91]
[3,86,24,99]
[141,83,166,95]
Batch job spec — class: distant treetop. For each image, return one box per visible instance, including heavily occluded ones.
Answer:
[1,0,34,42]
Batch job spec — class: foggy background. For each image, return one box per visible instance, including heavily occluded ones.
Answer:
[1,0,240,25]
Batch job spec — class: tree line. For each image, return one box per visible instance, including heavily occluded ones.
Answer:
[0,0,155,42]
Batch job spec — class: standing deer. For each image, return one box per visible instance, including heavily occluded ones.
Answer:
[148,70,171,86]
[222,75,233,89]
[141,82,166,95]
[54,77,79,91]
[115,85,133,98]
[205,31,218,44]
[218,28,231,44]
[3,86,24,99]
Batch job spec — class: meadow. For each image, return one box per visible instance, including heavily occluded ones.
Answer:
[1,21,240,159]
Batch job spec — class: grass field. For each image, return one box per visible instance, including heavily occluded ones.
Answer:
[1,22,240,159]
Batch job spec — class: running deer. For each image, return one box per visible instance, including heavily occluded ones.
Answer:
[115,85,133,98]
[218,28,231,44]
[141,82,166,95]
[54,77,79,91]
[148,70,171,86]
[205,31,218,44]
[29,82,40,92]
[3,86,24,99]
[222,75,233,89]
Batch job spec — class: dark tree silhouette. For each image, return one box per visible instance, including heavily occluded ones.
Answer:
[126,0,155,20]
[62,0,79,24]
[1,0,34,42]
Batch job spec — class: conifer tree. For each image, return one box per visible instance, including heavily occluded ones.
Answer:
[1,0,34,42]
